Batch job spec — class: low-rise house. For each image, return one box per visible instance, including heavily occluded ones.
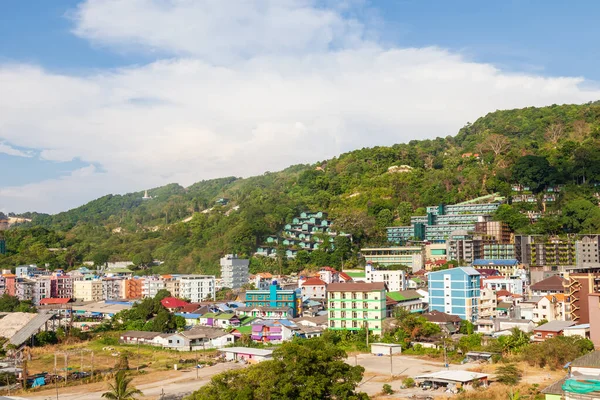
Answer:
[422,311,461,334]
[198,312,241,328]
[160,297,190,312]
[120,331,162,345]
[293,315,328,328]
[415,370,488,390]
[251,320,297,343]
[160,327,235,350]
[300,277,327,299]
[220,347,273,363]
[530,275,566,296]
[542,351,600,400]
[563,324,591,339]
[533,321,577,342]
[387,290,425,314]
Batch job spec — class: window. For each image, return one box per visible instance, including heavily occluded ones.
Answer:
[330,311,334,318]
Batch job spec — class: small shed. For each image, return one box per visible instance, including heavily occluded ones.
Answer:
[415,370,488,390]
[465,351,498,363]
[220,347,274,363]
[371,343,402,356]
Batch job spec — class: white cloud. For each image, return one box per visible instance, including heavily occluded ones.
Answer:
[1,0,599,213]
[0,141,32,158]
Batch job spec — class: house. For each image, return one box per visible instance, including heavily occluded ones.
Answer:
[387,290,425,314]
[415,370,488,390]
[160,297,190,311]
[533,321,576,342]
[422,310,462,334]
[327,282,387,335]
[563,324,591,339]
[160,327,235,350]
[119,331,162,345]
[428,267,480,322]
[250,320,297,343]
[530,275,566,296]
[542,351,600,400]
[293,314,328,328]
[300,277,327,299]
[220,347,273,363]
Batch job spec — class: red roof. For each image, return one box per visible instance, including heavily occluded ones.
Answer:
[39,298,71,305]
[179,303,202,313]
[161,297,189,309]
[339,272,353,282]
[496,289,513,297]
[302,277,327,286]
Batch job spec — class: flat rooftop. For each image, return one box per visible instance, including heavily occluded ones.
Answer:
[71,301,132,314]
[220,347,274,357]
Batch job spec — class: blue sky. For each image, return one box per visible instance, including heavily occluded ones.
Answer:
[1,0,599,213]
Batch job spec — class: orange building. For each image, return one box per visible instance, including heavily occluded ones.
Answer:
[124,278,143,299]
[3,274,15,296]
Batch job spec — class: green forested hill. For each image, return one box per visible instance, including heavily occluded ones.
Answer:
[4,102,600,275]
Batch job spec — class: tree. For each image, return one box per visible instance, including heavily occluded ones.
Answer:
[495,205,529,232]
[382,383,394,394]
[34,331,58,346]
[397,202,413,225]
[115,353,130,371]
[511,155,556,193]
[0,294,20,312]
[187,338,368,400]
[484,134,510,156]
[376,209,394,228]
[92,250,110,267]
[459,320,475,334]
[102,370,143,400]
[496,363,522,385]
[545,123,564,145]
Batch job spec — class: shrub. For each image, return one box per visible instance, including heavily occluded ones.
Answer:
[402,377,416,388]
[382,384,394,395]
[495,363,522,385]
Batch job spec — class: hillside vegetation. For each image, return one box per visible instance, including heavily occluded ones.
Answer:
[4,102,600,275]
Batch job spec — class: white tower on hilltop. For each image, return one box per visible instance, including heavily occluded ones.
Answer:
[142,190,152,200]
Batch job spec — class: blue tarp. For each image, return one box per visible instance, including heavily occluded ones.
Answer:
[31,377,45,387]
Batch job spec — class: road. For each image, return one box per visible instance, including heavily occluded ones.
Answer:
[27,362,244,400]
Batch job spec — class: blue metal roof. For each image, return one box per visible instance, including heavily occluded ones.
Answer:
[472,259,519,266]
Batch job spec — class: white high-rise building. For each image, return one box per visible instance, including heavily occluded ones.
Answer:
[179,275,215,302]
[220,254,249,289]
[365,263,407,292]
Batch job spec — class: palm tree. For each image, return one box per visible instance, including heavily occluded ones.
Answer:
[102,370,143,400]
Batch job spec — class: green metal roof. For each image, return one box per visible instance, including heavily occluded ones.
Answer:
[387,290,422,302]
[344,271,366,278]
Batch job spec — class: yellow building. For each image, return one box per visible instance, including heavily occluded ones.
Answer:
[73,280,103,302]
[327,282,386,336]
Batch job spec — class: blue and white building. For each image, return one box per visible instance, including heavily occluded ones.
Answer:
[428,267,481,322]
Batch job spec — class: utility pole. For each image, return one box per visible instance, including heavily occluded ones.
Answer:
[54,353,59,400]
[389,347,393,378]
[365,320,369,347]
[196,351,199,380]
[137,342,140,371]
[64,354,68,387]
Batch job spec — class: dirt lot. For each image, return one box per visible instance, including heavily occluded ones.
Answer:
[348,353,564,399]
[26,362,244,400]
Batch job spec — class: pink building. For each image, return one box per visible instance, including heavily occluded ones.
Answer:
[589,293,600,349]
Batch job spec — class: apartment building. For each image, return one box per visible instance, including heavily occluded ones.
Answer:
[73,280,103,302]
[245,281,300,317]
[102,278,123,301]
[478,287,497,319]
[52,275,73,298]
[33,277,52,305]
[179,275,215,303]
[365,263,406,292]
[564,272,600,323]
[530,275,566,296]
[142,276,167,298]
[327,282,387,336]
[124,278,143,299]
[220,254,249,289]
[360,246,424,271]
[428,267,481,322]
[471,259,522,278]
[481,276,524,295]
[164,276,180,298]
